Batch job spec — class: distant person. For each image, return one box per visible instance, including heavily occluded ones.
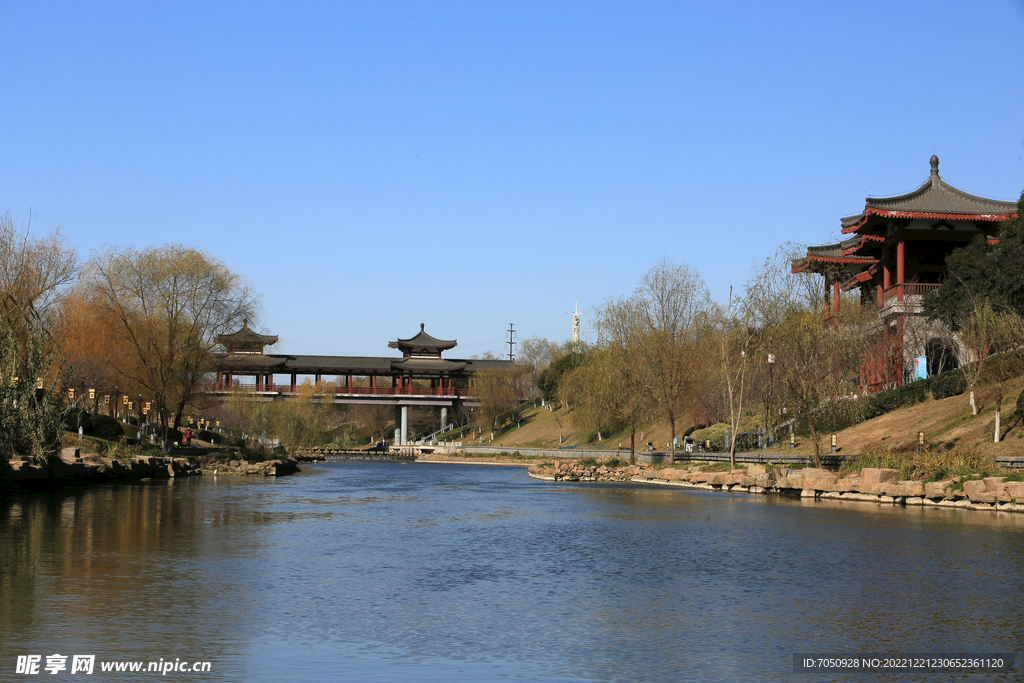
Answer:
[185,427,193,446]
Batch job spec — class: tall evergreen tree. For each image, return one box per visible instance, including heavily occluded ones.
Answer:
[925,191,1024,324]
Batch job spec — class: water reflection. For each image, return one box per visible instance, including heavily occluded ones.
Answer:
[2,463,1023,683]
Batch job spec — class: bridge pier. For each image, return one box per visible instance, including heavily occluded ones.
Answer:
[393,405,409,444]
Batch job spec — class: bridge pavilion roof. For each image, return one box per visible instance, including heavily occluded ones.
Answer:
[215,320,279,353]
[388,324,457,356]
[214,320,515,378]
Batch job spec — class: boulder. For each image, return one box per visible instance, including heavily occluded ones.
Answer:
[924,481,952,499]
[775,470,802,489]
[859,468,899,494]
[745,464,767,475]
[800,468,837,491]
[962,480,988,501]
[961,479,997,503]
[881,481,925,498]
[1002,481,1024,502]
[833,477,858,493]
[983,477,1007,493]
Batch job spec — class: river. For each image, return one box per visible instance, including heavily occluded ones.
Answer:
[2,461,1022,682]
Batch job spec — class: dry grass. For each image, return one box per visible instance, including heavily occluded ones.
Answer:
[486,375,1024,460]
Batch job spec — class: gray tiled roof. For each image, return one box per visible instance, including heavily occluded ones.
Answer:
[388,323,457,350]
[268,355,392,372]
[864,156,1016,218]
[216,322,279,347]
[217,353,288,369]
[236,354,516,374]
[465,359,516,371]
[390,358,468,371]
[806,238,873,260]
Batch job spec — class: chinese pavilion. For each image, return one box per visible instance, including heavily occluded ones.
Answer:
[794,156,1018,390]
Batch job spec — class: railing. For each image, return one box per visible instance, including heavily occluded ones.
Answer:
[882,282,940,300]
[202,382,465,397]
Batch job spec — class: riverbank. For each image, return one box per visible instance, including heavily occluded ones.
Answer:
[528,460,1024,513]
[415,453,545,466]
[3,448,300,492]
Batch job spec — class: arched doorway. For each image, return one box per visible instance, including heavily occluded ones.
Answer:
[926,337,958,377]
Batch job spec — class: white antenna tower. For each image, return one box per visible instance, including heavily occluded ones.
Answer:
[567,301,586,347]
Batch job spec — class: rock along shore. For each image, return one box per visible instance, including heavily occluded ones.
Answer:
[5,448,300,491]
[527,461,1024,513]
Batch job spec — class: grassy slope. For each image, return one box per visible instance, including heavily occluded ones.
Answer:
[478,376,1024,457]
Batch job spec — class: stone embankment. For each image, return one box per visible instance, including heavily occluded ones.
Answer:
[6,449,299,489]
[528,462,1024,513]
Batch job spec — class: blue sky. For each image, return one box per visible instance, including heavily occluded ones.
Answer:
[3,1,1023,358]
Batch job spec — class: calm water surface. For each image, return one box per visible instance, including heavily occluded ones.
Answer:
[2,462,1023,682]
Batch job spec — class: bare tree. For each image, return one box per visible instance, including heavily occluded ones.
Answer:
[352,402,394,444]
[86,244,260,452]
[716,288,753,470]
[596,259,712,459]
[0,211,77,336]
[753,245,874,466]
[960,302,1024,441]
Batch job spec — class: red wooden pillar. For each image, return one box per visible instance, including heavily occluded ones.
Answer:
[896,236,905,302]
[832,281,840,318]
[216,371,222,390]
[882,242,891,292]
[256,374,262,391]
[290,373,296,391]
[346,374,352,393]
[371,375,377,390]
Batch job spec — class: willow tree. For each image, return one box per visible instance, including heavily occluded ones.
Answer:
[597,259,711,459]
[472,366,524,438]
[272,380,338,452]
[86,245,259,452]
[0,323,71,467]
[562,342,655,464]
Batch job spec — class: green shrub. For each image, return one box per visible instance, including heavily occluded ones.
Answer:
[90,414,125,440]
[862,380,930,420]
[931,370,966,399]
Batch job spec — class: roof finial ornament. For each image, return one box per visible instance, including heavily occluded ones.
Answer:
[420,322,425,332]
[243,318,248,329]
[930,154,939,177]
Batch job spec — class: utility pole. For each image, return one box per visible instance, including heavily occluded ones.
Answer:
[506,323,516,361]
